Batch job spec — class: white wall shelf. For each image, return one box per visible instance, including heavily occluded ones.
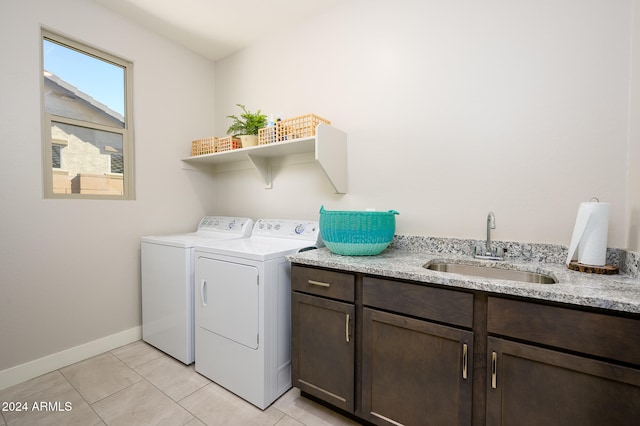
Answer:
[182,123,347,194]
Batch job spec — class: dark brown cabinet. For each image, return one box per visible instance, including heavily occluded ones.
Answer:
[361,277,474,426]
[487,297,640,426]
[291,264,640,425]
[486,337,640,426]
[291,266,356,412]
[292,265,475,425]
[362,308,473,426]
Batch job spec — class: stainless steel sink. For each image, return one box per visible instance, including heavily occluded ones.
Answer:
[424,262,557,284]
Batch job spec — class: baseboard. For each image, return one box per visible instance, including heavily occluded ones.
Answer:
[0,326,142,391]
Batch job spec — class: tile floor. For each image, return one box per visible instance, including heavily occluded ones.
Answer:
[0,341,360,426]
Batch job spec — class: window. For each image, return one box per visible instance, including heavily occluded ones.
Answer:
[41,29,134,199]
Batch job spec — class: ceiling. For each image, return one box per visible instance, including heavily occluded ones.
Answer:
[93,0,342,61]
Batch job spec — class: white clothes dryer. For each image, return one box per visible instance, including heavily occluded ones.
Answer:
[141,216,253,364]
[194,219,321,409]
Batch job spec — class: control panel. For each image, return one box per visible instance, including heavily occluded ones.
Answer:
[198,216,253,234]
[252,219,321,241]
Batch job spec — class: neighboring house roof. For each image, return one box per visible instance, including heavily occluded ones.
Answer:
[43,70,124,126]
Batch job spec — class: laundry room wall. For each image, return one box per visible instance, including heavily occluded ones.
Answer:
[0,0,217,386]
[628,2,640,252]
[213,0,637,250]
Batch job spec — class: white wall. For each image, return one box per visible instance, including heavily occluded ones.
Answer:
[0,0,217,376]
[214,0,635,248]
[1,0,637,390]
[628,0,640,251]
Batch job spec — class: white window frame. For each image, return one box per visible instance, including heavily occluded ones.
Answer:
[41,29,135,200]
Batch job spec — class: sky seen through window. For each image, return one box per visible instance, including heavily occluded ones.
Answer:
[43,39,125,116]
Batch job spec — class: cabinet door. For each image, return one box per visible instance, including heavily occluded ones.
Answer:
[291,292,355,411]
[362,308,473,426]
[487,337,640,426]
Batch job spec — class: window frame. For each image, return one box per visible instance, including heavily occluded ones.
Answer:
[40,29,135,200]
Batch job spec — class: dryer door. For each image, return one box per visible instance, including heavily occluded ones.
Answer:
[197,257,259,349]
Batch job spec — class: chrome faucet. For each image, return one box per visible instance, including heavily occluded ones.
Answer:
[486,211,495,253]
[474,211,504,260]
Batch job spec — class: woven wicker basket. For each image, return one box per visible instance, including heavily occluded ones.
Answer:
[278,114,331,141]
[319,205,399,256]
[216,136,241,152]
[257,114,331,145]
[191,137,216,156]
[258,126,277,145]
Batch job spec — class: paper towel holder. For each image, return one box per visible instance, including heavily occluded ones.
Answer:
[566,197,619,274]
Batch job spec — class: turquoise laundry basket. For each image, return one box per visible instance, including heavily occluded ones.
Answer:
[319,205,399,256]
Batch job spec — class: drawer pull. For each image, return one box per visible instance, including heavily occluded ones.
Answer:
[345,314,351,343]
[308,280,331,288]
[462,343,468,380]
[491,351,497,389]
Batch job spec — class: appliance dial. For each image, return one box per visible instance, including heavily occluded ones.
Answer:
[295,223,305,234]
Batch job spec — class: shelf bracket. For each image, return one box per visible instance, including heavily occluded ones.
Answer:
[315,124,347,194]
[246,154,272,189]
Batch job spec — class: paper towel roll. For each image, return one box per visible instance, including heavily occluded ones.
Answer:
[566,201,609,266]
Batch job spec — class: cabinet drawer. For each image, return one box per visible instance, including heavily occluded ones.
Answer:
[488,297,640,366]
[291,265,355,302]
[363,276,473,328]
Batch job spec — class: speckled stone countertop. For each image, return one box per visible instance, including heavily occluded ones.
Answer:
[288,236,640,315]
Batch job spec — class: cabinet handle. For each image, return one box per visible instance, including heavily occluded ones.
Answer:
[491,351,497,389]
[308,279,331,288]
[345,314,350,343]
[462,343,468,380]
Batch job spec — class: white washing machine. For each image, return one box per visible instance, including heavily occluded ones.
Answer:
[194,219,321,409]
[141,216,253,364]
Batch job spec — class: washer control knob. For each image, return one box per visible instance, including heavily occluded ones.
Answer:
[274,224,281,230]
[295,223,305,234]
[228,220,236,229]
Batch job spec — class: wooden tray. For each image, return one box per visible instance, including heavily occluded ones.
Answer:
[567,261,619,275]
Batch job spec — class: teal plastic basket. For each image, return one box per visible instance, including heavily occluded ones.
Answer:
[319,205,399,256]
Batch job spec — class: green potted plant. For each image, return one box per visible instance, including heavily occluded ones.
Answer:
[226,104,267,147]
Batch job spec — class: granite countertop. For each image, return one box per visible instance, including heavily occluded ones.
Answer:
[288,246,640,315]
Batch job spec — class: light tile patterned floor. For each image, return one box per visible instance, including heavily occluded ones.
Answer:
[0,341,360,426]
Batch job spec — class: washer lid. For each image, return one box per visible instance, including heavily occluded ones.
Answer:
[141,232,241,248]
[195,236,318,261]
[140,217,254,248]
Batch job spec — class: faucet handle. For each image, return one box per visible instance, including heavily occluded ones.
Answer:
[473,244,505,260]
